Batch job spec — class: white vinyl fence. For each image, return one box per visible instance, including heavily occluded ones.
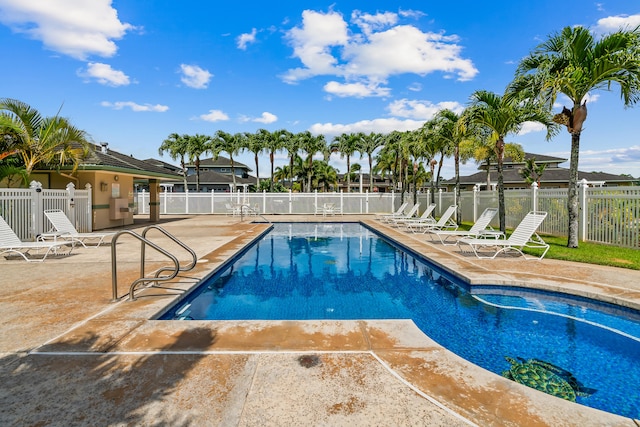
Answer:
[0,181,92,240]
[136,182,640,248]
[1,180,638,248]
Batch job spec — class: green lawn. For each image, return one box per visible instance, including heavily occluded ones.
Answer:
[458,222,640,270]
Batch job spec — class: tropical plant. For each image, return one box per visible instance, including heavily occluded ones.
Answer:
[186,133,213,192]
[213,131,244,192]
[519,157,547,187]
[332,132,363,192]
[242,131,263,189]
[0,98,91,180]
[508,25,640,247]
[466,90,554,231]
[158,132,189,190]
[358,132,385,192]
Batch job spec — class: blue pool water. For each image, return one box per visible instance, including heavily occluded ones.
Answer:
[162,223,640,418]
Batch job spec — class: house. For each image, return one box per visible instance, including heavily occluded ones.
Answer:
[158,156,258,192]
[31,142,182,230]
[442,153,636,192]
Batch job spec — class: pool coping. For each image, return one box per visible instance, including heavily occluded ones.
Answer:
[26,217,640,426]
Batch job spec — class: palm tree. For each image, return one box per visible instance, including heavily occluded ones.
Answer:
[214,131,244,192]
[186,133,213,192]
[430,109,479,222]
[158,132,189,190]
[0,98,91,179]
[299,132,326,192]
[281,130,299,190]
[243,131,263,189]
[258,129,287,192]
[466,90,554,232]
[508,25,640,247]
[358,132,385,192]
[333,132,363,192]
[519,157,547,187]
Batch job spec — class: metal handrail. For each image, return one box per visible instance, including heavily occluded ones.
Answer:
[140,225,198,278]
[110,225,197,302]
[239,204,270,223]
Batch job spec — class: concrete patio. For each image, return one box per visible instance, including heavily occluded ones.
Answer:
[1,214,639,426]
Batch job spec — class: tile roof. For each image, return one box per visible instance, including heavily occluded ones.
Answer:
[75,144,182,179]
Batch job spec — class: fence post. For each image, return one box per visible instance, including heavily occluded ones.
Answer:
[340,190,344,214]
[365,190,369,214]
[262,190,266,214]
[579,179,588,241]
[473,185,479,221]
[288,189,292,214]
[29,180,43,240]
[66,182,76,227]
[314,189,318,214]
[85,183,93,231]
[438,189,443,215]
[531,182,538,212]
[211,190,215,214]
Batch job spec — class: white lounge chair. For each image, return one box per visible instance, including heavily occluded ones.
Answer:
[457,211,549,260]
[0,215,72,261]
[427,207,498,245]
[43,209,115,248]
[394,203,436,228]
[387,203,421,226]
[376,202,409,221]
[407,205,458,233]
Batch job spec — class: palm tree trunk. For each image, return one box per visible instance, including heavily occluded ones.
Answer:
[567,133,581,248]
[230,154,237,192]
[454,146,461,224]
[346,156,351,192]
[254,154,260,189]
[496,138,506,232]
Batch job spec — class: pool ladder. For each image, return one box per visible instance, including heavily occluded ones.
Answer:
[110,225,197,301]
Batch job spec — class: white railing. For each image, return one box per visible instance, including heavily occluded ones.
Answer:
[0,181,92,240]
[136,183,640,248]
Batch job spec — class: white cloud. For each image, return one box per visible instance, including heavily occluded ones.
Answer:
[282,8,478,96]
[179,64,212,89]
[324,80,391,98]
[594,14,640,33]
[408,82,422,92]
[0,0,133,60]
[79,62,130,86]
[253,112,278,124]
[351,10,398,35]
[309,117,425,139]
[387,99,464,120]
[547,146,640,176]
[199,109,229,122]
[100,101,168,112]
[237,28,257,50]
[518,121,547,135]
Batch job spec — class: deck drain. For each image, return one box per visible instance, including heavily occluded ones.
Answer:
[298,354,321,368]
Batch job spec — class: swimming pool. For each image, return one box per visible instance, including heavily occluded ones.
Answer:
[162,223,640,419]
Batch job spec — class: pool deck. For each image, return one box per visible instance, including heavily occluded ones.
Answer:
[1,214,639,426]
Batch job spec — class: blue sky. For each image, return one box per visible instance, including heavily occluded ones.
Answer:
[1,0,640,179]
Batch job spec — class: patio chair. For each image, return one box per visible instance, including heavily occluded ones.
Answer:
[457,211,549,260]
[386,202,420,225]
[43,209,115,248]
[407,205,458,234]
[426,207,498,245]
[392,203,436,228]
[376,202,409,221]
[0,215,73,262]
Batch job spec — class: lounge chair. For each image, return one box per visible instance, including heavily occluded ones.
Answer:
[394,203,436,228]
[0,215,72,262]
[457,211,549,260]
[407,205,458,233]
[387,203,420,226]
[43,209,115,248]
[376,202,409,221]
[426,207,498,245]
